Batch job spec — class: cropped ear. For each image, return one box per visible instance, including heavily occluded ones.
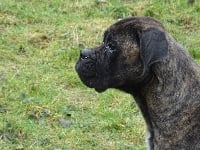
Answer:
[139,28,168,69]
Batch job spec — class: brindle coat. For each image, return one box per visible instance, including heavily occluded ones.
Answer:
[75,17,200,150]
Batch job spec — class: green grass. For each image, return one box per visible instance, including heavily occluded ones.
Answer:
[0,0,200,149]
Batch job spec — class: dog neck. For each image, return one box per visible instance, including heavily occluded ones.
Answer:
[123,42,200,149]
[118,40,200,149]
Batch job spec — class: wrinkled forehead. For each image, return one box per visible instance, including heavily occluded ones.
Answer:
[103,25,129,42]
[106,17,165,35]
[103,30,131,45]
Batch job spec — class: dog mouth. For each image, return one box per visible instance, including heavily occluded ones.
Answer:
[94,87,106,93]
[86,79,107,92]
[78,74,107,93]
[75,54,110,93]
[75,57,95,75]
[76,63,107,93]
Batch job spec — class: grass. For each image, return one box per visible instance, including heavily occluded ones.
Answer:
[0,0,200,149]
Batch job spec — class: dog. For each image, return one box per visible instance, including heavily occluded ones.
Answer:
[75,16,200,150]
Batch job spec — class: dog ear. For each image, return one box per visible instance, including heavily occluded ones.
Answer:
[139,28,168,68]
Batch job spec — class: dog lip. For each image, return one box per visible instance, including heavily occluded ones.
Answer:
[84,78,107,93]
[94,87,106,93]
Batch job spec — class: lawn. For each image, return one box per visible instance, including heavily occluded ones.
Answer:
[0,0,200,149]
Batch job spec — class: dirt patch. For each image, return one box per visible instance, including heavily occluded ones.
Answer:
[28,33,50,49]
[0,13,18,25]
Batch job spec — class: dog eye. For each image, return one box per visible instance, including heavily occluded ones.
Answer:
[105,42,116,53]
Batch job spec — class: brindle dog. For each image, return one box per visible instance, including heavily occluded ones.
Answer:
[75,17,200,150]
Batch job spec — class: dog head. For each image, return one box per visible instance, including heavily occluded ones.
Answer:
[75,17,168,92]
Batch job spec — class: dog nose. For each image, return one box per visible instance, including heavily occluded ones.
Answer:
[80,49,91,59]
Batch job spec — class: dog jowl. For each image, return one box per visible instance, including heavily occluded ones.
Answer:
[75,16,200,149]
